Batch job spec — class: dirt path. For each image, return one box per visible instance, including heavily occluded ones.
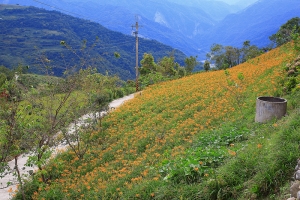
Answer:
[0,93,135,199]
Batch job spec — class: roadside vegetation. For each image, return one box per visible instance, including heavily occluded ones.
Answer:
[0,65,134,199]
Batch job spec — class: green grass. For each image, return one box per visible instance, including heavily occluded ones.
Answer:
[157,90,300,200]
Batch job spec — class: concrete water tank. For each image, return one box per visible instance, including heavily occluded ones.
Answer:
[255,97,287,123]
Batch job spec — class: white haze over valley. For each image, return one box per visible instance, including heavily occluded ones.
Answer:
[209,0,258,5]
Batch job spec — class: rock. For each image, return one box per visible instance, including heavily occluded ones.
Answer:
[295,159,300,171]
[291,181,300,198]
[287,197,296,200]
[294,61,300,67]
[297,191,300,200]
[288,69,296,76]
[291,66,298,72]
[295,170,300,180]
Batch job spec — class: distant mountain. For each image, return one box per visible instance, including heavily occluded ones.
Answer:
[0,0,220,56]
[165,0,241,21]
[234,0,259,8]
[66,0,215,56]
[198,0,300,51]
[221,0,258,7]
[1,0,298,61]
[0,4,186,80]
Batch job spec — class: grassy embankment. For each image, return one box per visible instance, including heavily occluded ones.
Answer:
[14,43,300,199]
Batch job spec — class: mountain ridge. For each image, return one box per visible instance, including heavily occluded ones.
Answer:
[199,0,300,49]
[0,4,186,79]
[1,0,299,59]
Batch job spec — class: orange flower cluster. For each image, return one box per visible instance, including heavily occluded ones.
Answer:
[33,45,295,199]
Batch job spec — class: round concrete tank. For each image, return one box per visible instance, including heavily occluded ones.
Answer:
[255,97,287,123]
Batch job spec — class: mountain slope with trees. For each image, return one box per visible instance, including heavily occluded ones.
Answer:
[1,0,217,56]
[0,4,186,80]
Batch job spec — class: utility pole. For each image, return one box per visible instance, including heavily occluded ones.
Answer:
[132,17,141,92]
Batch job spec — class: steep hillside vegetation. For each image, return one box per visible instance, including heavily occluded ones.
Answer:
[13,43,300,199]
[0,5,186,80]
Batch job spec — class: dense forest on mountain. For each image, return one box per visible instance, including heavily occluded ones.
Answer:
[0,5,186,80]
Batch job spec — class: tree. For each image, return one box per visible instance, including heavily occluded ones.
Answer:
[114,52,120,58]
[0,73,7,87]
[224,46,240,67]
[60,69,110,159]
[207,44,226,69]
[207,42,263,70]
[157,56,177,77]
[240,41,261,62]
[0,65,28,87]
[184,56,198,74]
[203,60,210,71]
[139,53,187,88]
[0,78,29,200]
[139,53,157,75]
[269,17,300,47]
[24,71,83,183]
[177,66,186,77]
[207,44,240,69]
[0,66,13,83]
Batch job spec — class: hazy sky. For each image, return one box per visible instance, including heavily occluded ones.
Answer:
[220,0,244,4]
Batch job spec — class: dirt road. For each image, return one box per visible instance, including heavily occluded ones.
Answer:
[0,93,135,199]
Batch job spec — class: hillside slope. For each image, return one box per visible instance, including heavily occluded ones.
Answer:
[14,43,300,199]
[0,4,186,80]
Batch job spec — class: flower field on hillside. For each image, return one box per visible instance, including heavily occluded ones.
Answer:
[28,45,296,199]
